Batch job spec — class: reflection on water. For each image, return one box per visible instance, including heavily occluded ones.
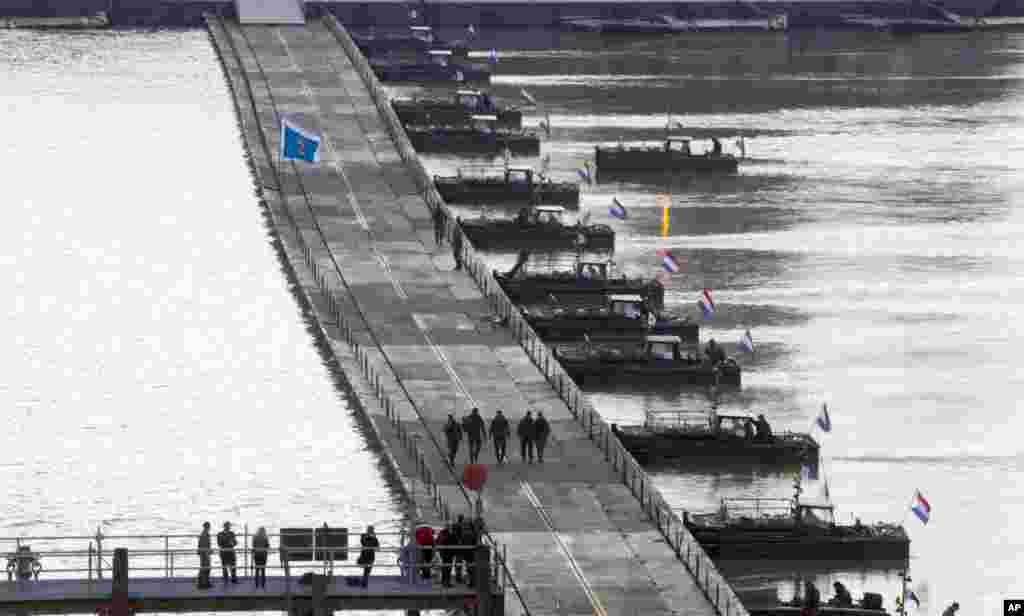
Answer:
[406,29,1024,613]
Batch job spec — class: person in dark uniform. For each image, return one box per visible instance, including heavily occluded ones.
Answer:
[357,526,379,588]
[755,414,773,441]
[829,581,853,607]
[452,217,464,270]
[450,515,466,584]
[252,527,270,588]
[436,523,454,587]
[196,522,213,589]
[490,410,510,464]
[461,516,479,587]
[216,522,238,585]
[802,581,821,616]
[533,411,551,464]
[711,137,723,156]
[444,414,462,466]
[705,339,726,364]
[464,408,487,464]
[517,411,536,463]
[432,205,446,247]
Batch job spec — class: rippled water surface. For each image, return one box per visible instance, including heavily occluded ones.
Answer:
[0,27,403,586]
[403,29,1024,613]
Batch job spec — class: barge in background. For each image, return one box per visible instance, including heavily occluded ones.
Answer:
[496,256,665,310]
[682,494,910,561]
[523,293,698,342]
[403,118,541,156]
[392,90,523,129]
[595,137,739,175]
[460,206,614,251]
[560,13,788,32]
[435,168,579,208]
[370,52,491,84]
[553,335,741,386]
[611,410,819,465]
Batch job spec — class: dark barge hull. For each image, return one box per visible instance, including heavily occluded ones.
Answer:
[393,103,523,130]
[370,61,491,84]
[558,360,741,387]
[528,318,698,343]
[748,607,889,616]
[687,529,909,562]
[461,223,614,251]
[497,277,665,311]
[435,179,580,208]
[612,427,819,465]
[596,148,739,173]
[404,129,541,156]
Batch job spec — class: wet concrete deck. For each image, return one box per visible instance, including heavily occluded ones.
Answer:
[207,15,723,616]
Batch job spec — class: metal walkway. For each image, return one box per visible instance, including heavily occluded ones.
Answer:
[0,531,490,614]
[203,12,746,616]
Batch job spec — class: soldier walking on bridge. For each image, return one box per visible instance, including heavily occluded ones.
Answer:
[217,522,238,585]
[534,411,551,464]
[451,217,464,270]
[518,411,536,464]
[444,414,463,467]
[196,521,212,590]
[464,407,487,464]
[490,410,510,464]
[432,204,446,247]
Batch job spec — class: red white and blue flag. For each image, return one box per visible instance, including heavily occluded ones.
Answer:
[661,251,683,273]
[911,490,931,525]
[816,403,832,433]
[698,288,714,318]
[738,329,754,354]
[609,197,627,219]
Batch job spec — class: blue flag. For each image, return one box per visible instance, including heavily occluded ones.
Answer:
[280,118,321,163]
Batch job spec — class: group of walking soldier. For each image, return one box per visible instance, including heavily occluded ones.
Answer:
[445,408,551,466]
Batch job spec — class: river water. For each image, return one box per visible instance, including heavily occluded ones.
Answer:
[405,29,1024,615]
[0,27,404,593]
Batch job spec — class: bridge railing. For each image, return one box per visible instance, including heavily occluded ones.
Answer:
[204,11,509,607]
[323,14,749,616]
[0,531,494,585]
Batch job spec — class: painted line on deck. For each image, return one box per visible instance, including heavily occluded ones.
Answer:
[520,481,609,616]
[275,28,407,301]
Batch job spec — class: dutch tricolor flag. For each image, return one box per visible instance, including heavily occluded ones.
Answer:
[738,329,754,354]
[816,403,832,433]
[609,197,627,219]
[698,288,714,318]
[911,490,931,525]
[661,251,682,273]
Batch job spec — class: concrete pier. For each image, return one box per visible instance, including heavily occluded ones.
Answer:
[206,13,746,616]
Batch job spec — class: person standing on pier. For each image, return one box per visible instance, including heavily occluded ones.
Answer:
[490,410,510,464]
[451,217,464,270]
[217,522,238,585]
[357,526,380,588]
[534,411,551,464]
[801,581,821,616]
[196,521,213,589]
[517,411,536,464]
[464,407,487,464]
[444,414,463,467]
[252,527,270,589]
[436,523,455,588]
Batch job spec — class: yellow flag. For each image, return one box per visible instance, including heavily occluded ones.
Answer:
[657,194,671,237]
